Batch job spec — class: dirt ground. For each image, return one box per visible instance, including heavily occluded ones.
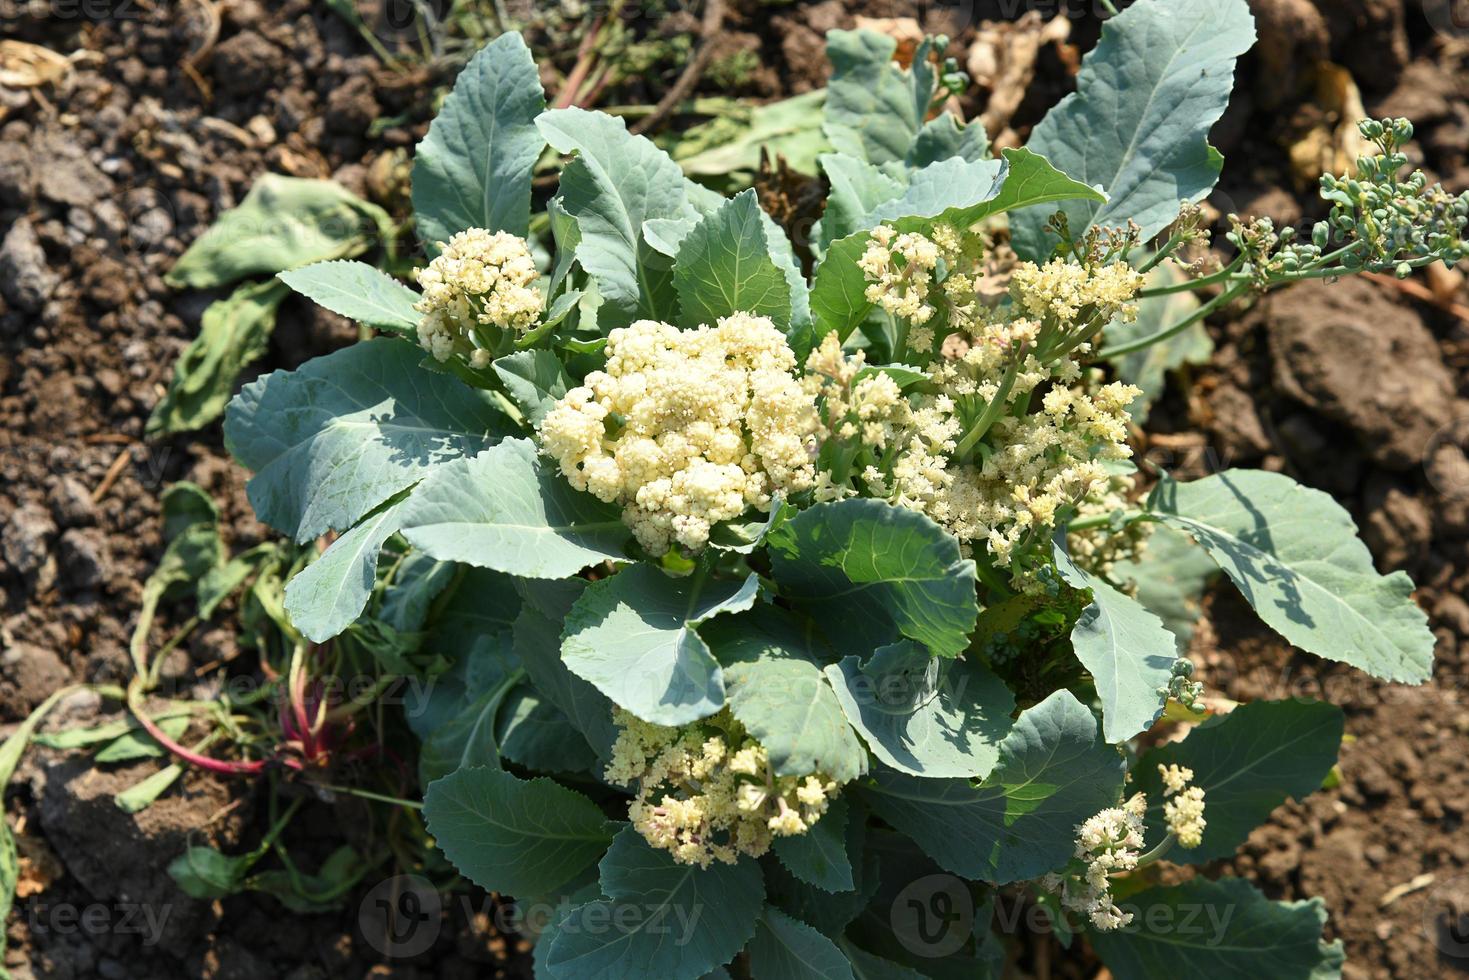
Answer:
[1,0,1467,977]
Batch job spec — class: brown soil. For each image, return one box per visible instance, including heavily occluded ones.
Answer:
[0,1,1465,978]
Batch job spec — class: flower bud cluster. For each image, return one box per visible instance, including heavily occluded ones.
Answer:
[415,229,542,367]
[605,707,839,868]
[1160,763,1207,848]
[1043,792,1148,931]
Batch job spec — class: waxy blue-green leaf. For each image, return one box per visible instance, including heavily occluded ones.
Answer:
[284,494,410,642]
[1133,699,1343,862]
[538,108,694,325]
[770,796,854,893]
[415,636,521,783]
[766,802,878,937]
[562,566,758,726]
[147,278,289,436]
[1150,470,1435,683]
[907,113,990,168]
[397,439,630,579]
[674,189,793,328]
[673,90,830,180]
[423,767,616,899]
[823,30,929,166]
[224,338,512,542]
[1112,524,1218,654]
[165,175,387,289]
[545,827,764,980]
[496,687,600,773]
[1011,0,1257,258]
[492,349,571,427]
[512,603,618,761]
[705,606,866,783]
[412,32,546,244]
[865,157,1004,226]
[825,642,1014,778]
[768,499,978,660]
[748,907,856,980]
[1090,878,1345,979]
[860,690,1124,883]
[817,152,906,253]
[277,260,420,335]
[1054,536,1178,743]
[1103,264,1211,423]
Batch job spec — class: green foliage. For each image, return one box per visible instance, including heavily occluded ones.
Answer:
[277,260,420,335]
[822,30,931,166]
[675,189,793,328]
[770,796,854,893]
[748,907,856,980]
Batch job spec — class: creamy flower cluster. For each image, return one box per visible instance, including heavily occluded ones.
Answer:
[801,333,913,501]
[1010,259,1143,337]
[539,314,819,554]
[415,228,542,367]
[1160,763,1207,848]
[1043,792,1148,931]
[605,707,839,868]
[859,224,944,328]
[1067,472,1156,586]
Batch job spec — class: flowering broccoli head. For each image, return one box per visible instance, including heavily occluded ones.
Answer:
[415,228,542,368]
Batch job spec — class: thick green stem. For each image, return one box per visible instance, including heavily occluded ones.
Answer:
[954,358,1021,459]
[1098,282,1249,359]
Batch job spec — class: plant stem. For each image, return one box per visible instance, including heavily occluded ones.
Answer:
[1098,282,1249,359]
[954,358,1021,459]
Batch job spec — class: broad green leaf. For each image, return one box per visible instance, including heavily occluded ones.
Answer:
[94,715,190,763]
[545,827,764,980]
[412,32,546,244]
[748,907,856,980]
[114,763,183,814]
[277,260,420,335]
[804,231,873,360]
[907,113,990,168]
[496,687,599,773]
[674,90,831,179]
[860,690,1124,883]
[823,30,929,165]
[561,566,757,726]
[674,189,792,327]
[842,944,930,980]
[1150,470,1435,682]
[760,207,812,339]
[1132,699,1343,862]
[512,603,618,761]
[284,495,410,643]
[537,107,693,325]
[825,642,1014,778]
[423,767,616,898]
[397,439,630,578]
[768,500,978,659]
[818,153,905,253]
[168,846,256,899]
[1111,524,1218,654]
[705,606,866,782]
[770,796,853,893]
[1011,0,1257,257]
[492,349,571,427]
[870,148,1104,231]
[1103,264,1211,423]
[224,337,512,542]
[1054,537,1178,743]
[1090,877,1344,979]
[418,667,517,783]
[147,279,288,436]
[165,175,387,289]
[404,618,517,739]
[766,802,877,937]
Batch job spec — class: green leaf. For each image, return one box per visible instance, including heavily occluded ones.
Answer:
[673,189,792,327]
[538,107,694,325]
[1103,264,1211,423]
[513,603,618,761]
[818,152,905,253]
[1011,0,1257,257]
[871,148,1104,232]
[1110,524,1218,654]
[705,606,866,783]
[418,668,516,784]
[412,32,546,244]
[907,113,990,168]
[492,349,572,427]
[423,767,616,898]
[544,826,764,980]
[1090,877,1345,979]
[766,801,877,937]
[1132,699,1343,862]
[114,764,184,814]
[1054,536,1178,743]
[860,690,1125,883]
[397,438,630,578]
[805,231,875,360]
[1150,470,1435,683]
[823,30,928,166]
[674,90,831,179]
[224,337,512,542]
[768,500,979,660]
[94,715,190,763]
[770,796,853,893]
[284,494,410,643]
[825,642,1014,778]
[165,175,387,289]
[168,846,256,899]
[277,260,421,336]
[146,279,289,436]
[748,907,856,980]
[561,566,757,726]
[496,688,599,773]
